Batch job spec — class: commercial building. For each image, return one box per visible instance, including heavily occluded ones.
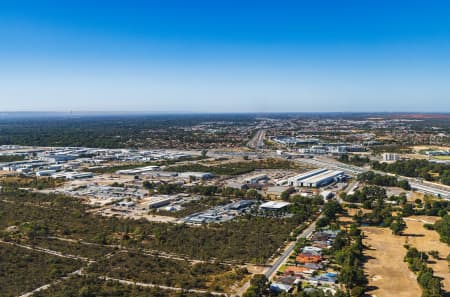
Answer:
[117,201,136,208]
[273,137,319,145]
[299,144,364,155]
[116,165,160,175]
[146,196,175,208]
[244,174,268,184]
[382,153,400,162]
[225,181,249,190]
[228,200,255,210]
[179,172,213,180]
[1,160,46,172]
[298,170,344,188]
[275,178,288,186]
[64,185,146,203]
[36,170,56,177]
[48,164,63,171]
[327,146,347,154]
[69,172,94,179]
[260,201,291,211]
[51,172,94,180]
[298,146,328,155]
[183,200,255,224]
[39,154,77,163]
[287,168,328,187]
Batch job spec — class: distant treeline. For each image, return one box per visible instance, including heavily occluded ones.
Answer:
[0,115,255,148]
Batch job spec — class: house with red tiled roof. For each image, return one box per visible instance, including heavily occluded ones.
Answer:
[296,253,322,263]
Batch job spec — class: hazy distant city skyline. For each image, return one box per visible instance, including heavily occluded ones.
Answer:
[1,1,450,112]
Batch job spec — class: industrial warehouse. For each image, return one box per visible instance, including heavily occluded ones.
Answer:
[287,168,345,188]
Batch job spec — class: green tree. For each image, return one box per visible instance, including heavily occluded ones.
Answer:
[402,203,415,217]
[434,215,450,244]
[243,274,268,297]
[390,216,406,235]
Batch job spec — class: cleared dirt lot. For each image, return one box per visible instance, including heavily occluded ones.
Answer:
[404,216,450,292]
[362,226,421,297]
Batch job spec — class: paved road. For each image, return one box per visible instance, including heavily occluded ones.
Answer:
[407,181,450,199]
[265,217,319,280]
[247,129,266,149]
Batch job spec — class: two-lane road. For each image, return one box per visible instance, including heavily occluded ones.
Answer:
[265,217,319,280]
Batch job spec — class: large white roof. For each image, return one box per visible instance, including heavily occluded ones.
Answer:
[260,201,291,209]
[288,168,328,182]
[301,170,344,184]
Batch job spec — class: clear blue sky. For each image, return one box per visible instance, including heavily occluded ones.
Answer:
[1,0,450,112]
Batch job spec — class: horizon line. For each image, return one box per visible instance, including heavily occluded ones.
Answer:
[1,111,450,115]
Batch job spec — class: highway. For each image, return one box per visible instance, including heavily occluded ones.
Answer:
[265,217,319,280]
[247,129,266,149]
[408,181,450,199]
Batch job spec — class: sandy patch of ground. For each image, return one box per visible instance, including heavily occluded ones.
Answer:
[405,215,441,225]
[246,264,266,274]
[0,170,14,176]
[99,209,178,223]
[338,208,371,224]
[403,216,450,292]
[338,215,354,224]
[141,214,178,223]
[362,226,421,297]
[386,187,408,197]
[412,145,450,152]
[408,191,425,203]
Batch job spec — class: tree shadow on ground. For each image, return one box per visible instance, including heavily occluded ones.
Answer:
[364,285,379,296]
[401,233,425,237]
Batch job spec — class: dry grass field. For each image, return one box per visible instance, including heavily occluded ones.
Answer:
[362,226,421,297]
[403,216,450,292]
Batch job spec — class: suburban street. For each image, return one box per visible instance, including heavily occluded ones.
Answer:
[265,217,320,280]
